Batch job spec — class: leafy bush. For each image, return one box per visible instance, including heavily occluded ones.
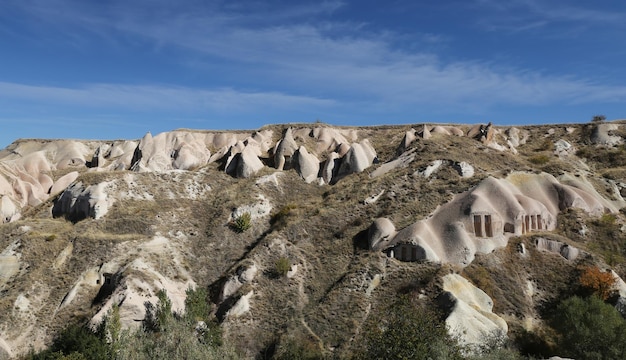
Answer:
[28,324,111,360]
[592,114,607,122]
[143,289,173,333]
[184,287,222,347]
[356,295,462,360]
[275,257,291,277]
[579,266,616,300]
[229,212,251,233]
[553,295,626,360]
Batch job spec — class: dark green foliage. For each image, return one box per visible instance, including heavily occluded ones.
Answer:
[592,114,607,122]
[356,295,462,360]
[184,287,222,347]
[143,289,172,333]
[28,324,110,360]
[553,296,626,360]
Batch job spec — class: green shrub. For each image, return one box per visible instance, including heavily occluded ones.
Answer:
[592,114,607,122]
[275,257,291,277]
[553,296,626,359]
[28,324,111,360]
[229,212,251,233]
[356,295,462,360]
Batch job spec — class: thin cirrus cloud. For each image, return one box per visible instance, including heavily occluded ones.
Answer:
[2,0,626,116]
[0,82,336,112]
[474,0,626,32]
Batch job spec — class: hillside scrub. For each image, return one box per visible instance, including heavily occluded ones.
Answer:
[552,296,626,360]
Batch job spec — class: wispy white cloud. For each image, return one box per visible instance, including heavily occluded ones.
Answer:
[0,82,335,112]
[3,0,626,116]
[474,0,626,32]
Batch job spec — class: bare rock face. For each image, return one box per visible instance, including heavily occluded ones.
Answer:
[535,237,580,261]
[52,181,113,221]
[373,172,615,265]
[49,171,79,195]
[590,123,623,146]
[335,140,377,181]
[439,274,508,349]
[274,128,298,170]
[225,145,265,178]
[294,146,320,184]
[368,218,396,250]
[0,196,18,223]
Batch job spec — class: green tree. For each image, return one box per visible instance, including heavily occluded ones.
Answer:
[553,296,626,360]
[28,324,110,360]
[143,289,173,332]
[357,295,462,360]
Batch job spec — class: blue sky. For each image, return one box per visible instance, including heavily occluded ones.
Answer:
[1,0,626,148]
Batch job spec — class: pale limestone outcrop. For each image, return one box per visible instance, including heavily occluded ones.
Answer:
[220,263,258,301]
[321,152,340,184]
[49,171,79,195]
[90,236,196,331]
[397,129,417,154]
[590,123,622,146]
[310,127,355,153]
[225,145,265,178]
[554,139,575,157]
[0,196,18,223]
[371,148,417,178]
[440,274,508,348]
[416,159,474,179]
[505,127,529,147]
[368,218,396,250]
[52,181,113,221]
[226,291,253,318]
[534,237,580,261]
[274,128,298,170]
[130,131,211,171]
[0,241,20,288]
[230,195,272,221]
[335,140,377,181]
[372,172,615,265]
[294,146,320,184]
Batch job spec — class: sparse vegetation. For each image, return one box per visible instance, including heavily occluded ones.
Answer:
[8,122,626,359]
[229,212,251,233]
[528,154,550,165]
[275,257,291,277]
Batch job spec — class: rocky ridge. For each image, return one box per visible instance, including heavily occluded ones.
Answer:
[0,121,625,358]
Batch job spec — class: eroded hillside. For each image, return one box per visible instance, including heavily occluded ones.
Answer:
[1,121,626,359]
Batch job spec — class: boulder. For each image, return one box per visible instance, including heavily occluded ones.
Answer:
[590,123,622,146]
[50,171,79,195]
[335,140,377,180]
[439,274,508,348]
[225,146,264,178]
[52,181,113,221]
[294,146,320,183]
[274,128,298,170]
[368,218,396,250]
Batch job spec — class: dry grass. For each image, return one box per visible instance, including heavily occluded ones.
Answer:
[5,122,626,358]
